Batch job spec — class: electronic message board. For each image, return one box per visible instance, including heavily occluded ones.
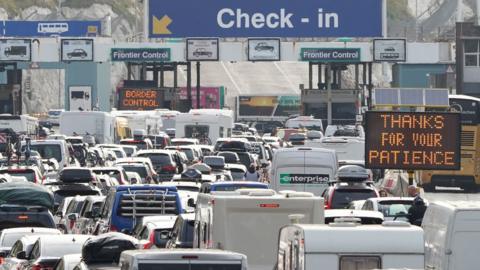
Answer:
[117,88,164,110]
[365,111,461,170]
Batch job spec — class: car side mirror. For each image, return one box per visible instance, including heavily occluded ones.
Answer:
[187,198,196,208]
[16,251,26,260]
[67,213,77,221]
[261,162,269,168]
[0,250,8,258]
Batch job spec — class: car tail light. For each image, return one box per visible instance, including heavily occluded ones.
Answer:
[162,165,176,172]
[0,256,5,264]
[109,225,118,232]
[69,219,75,230]
[143,232,155,249]
[41,176,46,184]
[32,264,53,270]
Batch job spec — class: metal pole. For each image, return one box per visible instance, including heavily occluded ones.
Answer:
[368,62,373,110]
[196,61,201,109]
[308,62,313,89]
[187,62,192,110]
[326,64,332,125]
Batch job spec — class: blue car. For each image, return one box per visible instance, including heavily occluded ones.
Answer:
[96,185,183,234]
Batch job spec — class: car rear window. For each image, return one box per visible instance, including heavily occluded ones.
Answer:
[120,165,148,179]
[0,211,55,231]
[29,144,62,163]
[137,154,171,166]
[0,170,35,182]
[153,228,172,247]
[53,189,100,205]
[139,264,241,270]
[331,189,378,209]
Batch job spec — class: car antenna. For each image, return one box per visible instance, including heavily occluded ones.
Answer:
[31,228,34,233]
[72,237,76,242]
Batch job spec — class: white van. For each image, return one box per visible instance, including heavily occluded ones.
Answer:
[175,109,234,144]
[27,139,72,169]
[305,137,364,161]
[0,114,38,136]
[194,189,324,270]
[277,221,424,270]
[270,147,338,196]
[60,111,116,144]
[423,201,480,270]
[285,116,323,131]
[120,249,248,270]
[111,110,163,135]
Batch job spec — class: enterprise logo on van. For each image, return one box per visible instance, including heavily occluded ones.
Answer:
[280,174,329,185]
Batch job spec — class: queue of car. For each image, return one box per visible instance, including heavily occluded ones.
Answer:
[0,110,477,270]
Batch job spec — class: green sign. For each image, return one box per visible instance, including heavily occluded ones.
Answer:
[279,174,329,185]
[111,48,171,62]
[300,48,361,62]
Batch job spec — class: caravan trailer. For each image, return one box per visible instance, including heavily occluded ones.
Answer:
[277,222,424,270]
[0,114,38,136]
[59,111,116,144]
[194,189,324,270]
[175,109,234,144]
[111,110,163,135]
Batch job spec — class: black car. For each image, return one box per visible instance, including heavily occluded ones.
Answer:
[254,42,274,52]
[67,49,87,59]
[0,205,56,231]
[165,213,195,249]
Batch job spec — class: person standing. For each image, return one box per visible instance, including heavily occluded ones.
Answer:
[244,164,260,181]
[407,185,427,226]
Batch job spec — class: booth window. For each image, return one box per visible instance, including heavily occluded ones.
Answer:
[464,40,480,67]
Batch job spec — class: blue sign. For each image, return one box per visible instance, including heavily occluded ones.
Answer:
[148,0,382,38]
[1,21,101,37]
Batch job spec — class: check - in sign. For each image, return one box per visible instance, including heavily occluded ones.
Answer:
[111,48,171,62]
[148,0,382,38]
[300,48,360,62]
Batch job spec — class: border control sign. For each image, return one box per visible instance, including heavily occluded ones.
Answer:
[365,112,461,170]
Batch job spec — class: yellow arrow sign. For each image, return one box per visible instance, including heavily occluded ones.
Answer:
[152,15,172,35]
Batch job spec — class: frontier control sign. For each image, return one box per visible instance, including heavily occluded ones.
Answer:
[111,48,171,62]
[365,112,461,170]
[300,48,360,62]
[147,0,382,38]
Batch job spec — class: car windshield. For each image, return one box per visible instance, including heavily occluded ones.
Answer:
[29,145,62,162]
[378,201,413,217]
[121,165,148,179]
[331,189,377,209]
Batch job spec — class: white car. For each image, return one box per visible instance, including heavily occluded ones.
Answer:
[361,197,422,221]
[0,228,61,257]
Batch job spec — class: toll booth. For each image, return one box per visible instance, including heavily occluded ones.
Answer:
[301,61,373,127]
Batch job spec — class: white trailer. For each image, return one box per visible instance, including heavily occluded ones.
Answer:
[277,222,424,270]
[175,109,234,144]
[270,147,338,196]
[423,201,480,270]
[0,114,38,136]
[59,111,115,144]
[194,189,324,270]
[111,110,163,135]
[305,137,364,161]
[154,109,180,130]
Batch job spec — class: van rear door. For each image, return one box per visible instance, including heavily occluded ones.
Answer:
[275,150,333,196]
[448,211,480,270]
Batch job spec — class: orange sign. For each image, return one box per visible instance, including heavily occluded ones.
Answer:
[365,112,461,170]
[118,88,164,110]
